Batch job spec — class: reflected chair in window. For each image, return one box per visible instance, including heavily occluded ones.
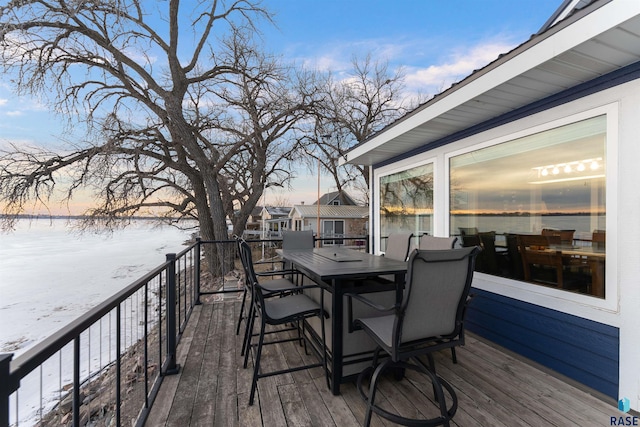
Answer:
[238,239,329,405]
[460,232,498,275]
[458,227,478,237]
[592,230,606,251]
[348,247,480,427]
[505,234,524,280]
[517,234,564,288]
[541,229,575,245]
[477,231,499,275]
[419,235,458,250]
[383,233,413,262]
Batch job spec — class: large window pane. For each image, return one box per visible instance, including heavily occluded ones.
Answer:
[449,116,606,298]
[379,163,433,251]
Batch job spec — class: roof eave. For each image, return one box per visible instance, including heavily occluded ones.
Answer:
[342,0,628,167]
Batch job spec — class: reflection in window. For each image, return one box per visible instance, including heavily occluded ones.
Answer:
[379,163,433,251]
[449,116,606,298]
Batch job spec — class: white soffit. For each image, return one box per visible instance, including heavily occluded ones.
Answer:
[344,0,640,166]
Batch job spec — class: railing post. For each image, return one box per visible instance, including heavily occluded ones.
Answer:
[0,353,14,427]
[195,238,202,305]
[165,253,180,375]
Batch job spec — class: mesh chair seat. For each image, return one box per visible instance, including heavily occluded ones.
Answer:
[260,277,297,294]
[263,294,323,321]
[356,314,395,349]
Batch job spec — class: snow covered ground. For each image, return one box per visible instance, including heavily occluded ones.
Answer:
[0,218,195,357]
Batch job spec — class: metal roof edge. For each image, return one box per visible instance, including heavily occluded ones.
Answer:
[342,0,613,166]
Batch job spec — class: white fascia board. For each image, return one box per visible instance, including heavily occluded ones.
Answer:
[344,0,640,166]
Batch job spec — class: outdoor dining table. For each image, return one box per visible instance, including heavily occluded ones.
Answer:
[278,247,408,395]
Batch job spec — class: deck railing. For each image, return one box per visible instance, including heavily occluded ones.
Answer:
[0,235,368,427]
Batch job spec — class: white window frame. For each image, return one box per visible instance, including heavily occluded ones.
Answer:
[322,219,345,246]
[374,155,438,255]
[443,104,618,314]
[373,103,618,317]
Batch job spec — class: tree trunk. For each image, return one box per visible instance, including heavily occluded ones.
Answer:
[203,172,235,275]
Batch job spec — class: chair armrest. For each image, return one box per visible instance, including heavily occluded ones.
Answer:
[256,268,298,277]
[345,292,396,313]
[345,292,397,333]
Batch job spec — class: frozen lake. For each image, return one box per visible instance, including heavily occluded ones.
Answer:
[0,218,195,357]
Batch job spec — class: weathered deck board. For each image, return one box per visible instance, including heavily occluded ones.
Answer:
[146,300,620,427]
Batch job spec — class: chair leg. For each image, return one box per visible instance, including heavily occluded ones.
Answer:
[241,299,256,357]
[235,288,248,335]
[363,359,392,427]
[321,291,329,389]
[420,364,456,426]
[451,347,457,364]
[249,319,266,405]
[243,305,257,369]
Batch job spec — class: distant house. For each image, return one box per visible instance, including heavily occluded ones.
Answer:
[290,191,368,246]
[260,206,291,237]
[244,206,263,231]
[342,0,640,409]
[313,190,359,206]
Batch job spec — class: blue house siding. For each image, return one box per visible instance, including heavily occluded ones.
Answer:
[465,288,619,399]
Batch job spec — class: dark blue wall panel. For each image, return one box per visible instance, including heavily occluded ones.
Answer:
[465,288,619,399]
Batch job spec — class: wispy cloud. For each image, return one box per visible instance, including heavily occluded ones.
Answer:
[290,34,519,100]
[404,39,517,96]
[5,110,23,117]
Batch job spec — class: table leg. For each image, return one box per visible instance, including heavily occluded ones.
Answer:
[331,278,343,395]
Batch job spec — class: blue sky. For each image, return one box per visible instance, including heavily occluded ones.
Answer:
[261,0,563,204]
[0,0,564,210]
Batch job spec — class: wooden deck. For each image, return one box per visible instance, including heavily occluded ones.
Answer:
[146,298,619,426]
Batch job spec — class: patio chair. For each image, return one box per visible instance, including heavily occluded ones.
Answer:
[279,230,315,279]
[419,235,458,250]
[238,239,329,405]
[348,247,480,426]
[234,237,299,349]
[377,233,413,284]
[383,233,413,262]
[282,229,315,250]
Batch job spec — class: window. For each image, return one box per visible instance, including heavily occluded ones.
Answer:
[449,115,606,298]
[322,220,344,246]
[379,163,434,251]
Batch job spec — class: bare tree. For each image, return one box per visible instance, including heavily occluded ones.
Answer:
[0,0,314,273]
[302,54,414,204]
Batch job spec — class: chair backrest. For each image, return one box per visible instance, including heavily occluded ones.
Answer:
[418,235,458,250]
[383,233,413,261]
[459,227,478,236]
[592,230,606,250]
[282,230,314,250]
[542,228,575,245]
[516,234,563,285]
[237,238,255,284]
[396,247,480,348]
